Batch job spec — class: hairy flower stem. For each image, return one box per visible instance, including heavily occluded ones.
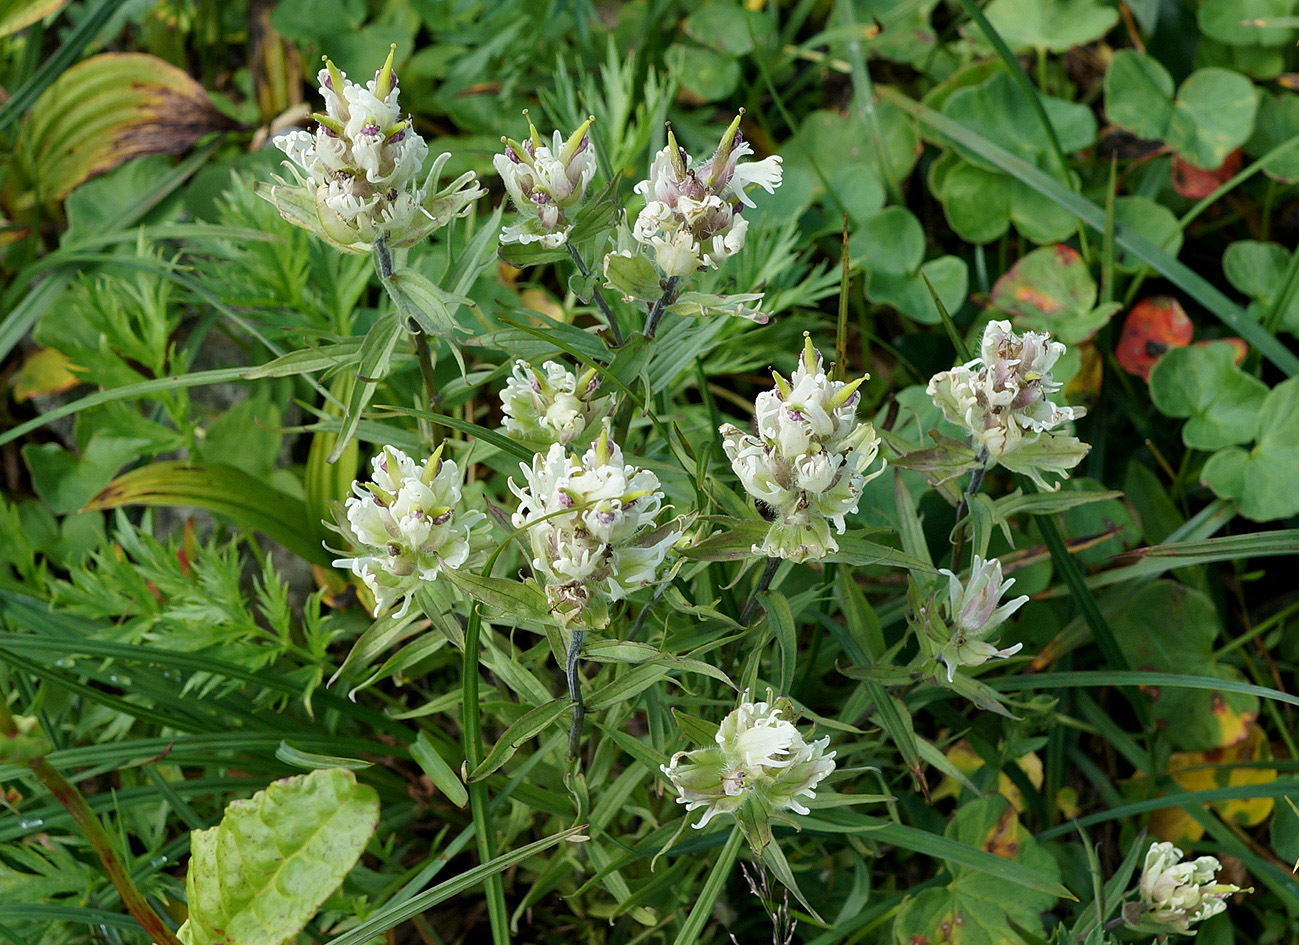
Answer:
[566,243,625,347]
[740,557,781,626]
[643,276,681,339]
[374,236,442,447]
[0,699,182,945]
[566,626,586,758]
[950,446,990,573]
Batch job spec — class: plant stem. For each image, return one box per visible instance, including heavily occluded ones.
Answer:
[950,446,989,572]
[0,699,182,945]
[739,557,781,626]
[566,243,625,347]
[374,236,441,447]
[643,276,681,338]
[460,605,509,945]
[565,626,586,758]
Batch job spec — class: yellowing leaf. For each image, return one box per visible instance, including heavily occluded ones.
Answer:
[10,347,78,401]
[932,741,1042,814]
[9,53,235,208]
[0,0,70,39]
[1141,725,1276,844]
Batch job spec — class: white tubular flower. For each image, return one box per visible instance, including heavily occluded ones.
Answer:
[720,335,884,563]
[631,113,781,277]
[661,692,835,837]
[262,48,484,253]
[927,320,1088,488]
[1130,842,1249,934]
[934,555,1028,681]
[509,426,681,625]
[494,114,597,248]
[500,359,615,449]
[332,445,489,619]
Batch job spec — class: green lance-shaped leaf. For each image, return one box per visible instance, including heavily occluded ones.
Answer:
[178,768,379,945]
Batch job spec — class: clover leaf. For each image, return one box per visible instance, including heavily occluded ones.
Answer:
[1149,341,1269,450]
[854,206,968,324]
[1223,239,1299,335]
[1104,50,1258,169]
[1201,376,1299,521]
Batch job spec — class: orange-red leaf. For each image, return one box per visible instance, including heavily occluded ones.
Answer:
[1116,296,1194,381]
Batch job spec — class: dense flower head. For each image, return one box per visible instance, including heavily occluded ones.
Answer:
[927,321,1087,484]
[934,555,1028,681]
[661,691,835,837]
[500,359,614,449]
[332,445,489,619]
[632,113,782,277]
[721,335,884,563]
[264,48,483,252]
[1131,842,1249,934]
[494,114,598,248]
[509,427,681,625]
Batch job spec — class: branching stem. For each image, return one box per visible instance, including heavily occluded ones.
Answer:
[566,243,625,347]
[566,626,586,758]
[643,276,681,338]
[951,446,990,572]
[374,236,441,447]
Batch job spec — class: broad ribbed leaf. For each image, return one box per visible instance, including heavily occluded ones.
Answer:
[178,768,379,945]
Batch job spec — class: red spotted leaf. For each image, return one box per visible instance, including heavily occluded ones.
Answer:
[1116,296,1194,381]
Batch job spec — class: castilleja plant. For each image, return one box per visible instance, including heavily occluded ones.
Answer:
[494,114,598,248]
[20,28,1266,945]
[260,48,483,253]
[721,334,885,564]
[330,445,490,619]
[661,691,835,854]
[632,112,782,278]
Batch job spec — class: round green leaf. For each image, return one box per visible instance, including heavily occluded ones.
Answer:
[892,796,1062,945]
[1199,0,1297,47]
[942,71,1097,172]
[1149,342,1269,450]
[674,45,740,102]
[1113,195,1183,273]
[1246,91,1299,182]
[1104,50,1258,169]
[1202,377,1299,521]
[1223,239,1299,335]
[980,0,1118,52]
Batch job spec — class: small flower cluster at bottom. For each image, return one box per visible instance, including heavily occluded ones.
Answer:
[1127,841,1250,934]
[661,691,835,851]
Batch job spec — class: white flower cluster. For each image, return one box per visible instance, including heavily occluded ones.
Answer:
[332,446,488,619]
[1131,842,1249,934]
[632,115,782,277]
[721,336,884,563]
[510,427,681,625]
[494,115,598,248]
[500,359,614,449]
[661,692,835,833]
[266,49,483,252]
[927,320,1087,488]
[934,555,1028,681]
